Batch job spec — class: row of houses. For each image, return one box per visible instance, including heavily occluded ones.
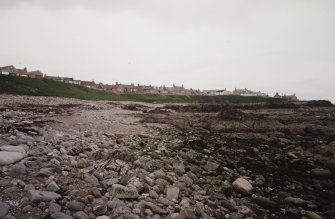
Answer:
[0,65,298,99]
[99,82,202,95]
[0,65,44,79]
[0,65,97,89]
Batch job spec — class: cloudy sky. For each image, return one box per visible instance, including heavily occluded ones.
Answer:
[0,0,334,102]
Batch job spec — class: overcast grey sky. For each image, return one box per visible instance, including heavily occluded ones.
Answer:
[0,0,334,102]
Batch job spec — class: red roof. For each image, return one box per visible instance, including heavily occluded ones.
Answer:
[18,68,28,76]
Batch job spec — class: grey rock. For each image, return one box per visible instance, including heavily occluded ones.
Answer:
[251,195,278,209]
[37,168,53,177]
[107,198,126,209]
[4,215,17,219]
[9,162,27,176]
[0,202,10,218]
[177,208,197,219]
[173,161,185,176]
[0,139,9,146]
[47,181,60,192]
[179,175,193,187]
[139,201,169,215]
[84,174,100,186]
[0,145,26,154]
[66,200,85,211]
[96,216,110,219]
[49,203,62,215]
[73,211,89,219]
[29,190,61,203]
[232,178,252,194]
[166,187,180,202]
[22,205,33,213]
[112,206,140,219]
[149,190,159,199]
[0,151,26,165]
[91,187,102,198]
[203,161,219,172]
[225,212,244,219]
[284,197,309,205]
[51,212,74,219]
[24,184,35,191]
[303,211,322,219]
[158,197,175,206]
[92,200,107,216]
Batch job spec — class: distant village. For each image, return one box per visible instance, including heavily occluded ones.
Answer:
[0,65,298,100]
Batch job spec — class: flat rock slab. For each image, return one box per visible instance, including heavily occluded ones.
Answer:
[0,151,26,165]
[0,145,27,154]
[29,190,61,202]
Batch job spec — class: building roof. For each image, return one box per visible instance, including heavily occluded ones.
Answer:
[28,70,43,76]
[17,68,28,76]
[80,80,96,86]
[0,65,19,73]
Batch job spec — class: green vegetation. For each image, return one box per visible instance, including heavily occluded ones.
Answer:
[0,75,280,103]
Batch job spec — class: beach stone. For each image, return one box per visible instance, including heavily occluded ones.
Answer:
[47,181,60,192]
[203,161,220,172]
[139,201,169,215]
[232,178,253,194]
[67,200,85,211]
[177,208,197,219]
[96,216,110,219]
[311,168,331,177]
[49,203,62,215]
[9,162,27,176]
[0,202,10,218]
[92,200,107,216]
[0,151,26,165]
[73,211,89,219]
[0,145,26,154]
[166,187,180,201]
[29,190,61,202]
[110,184,139,199]
[50,212,74,219]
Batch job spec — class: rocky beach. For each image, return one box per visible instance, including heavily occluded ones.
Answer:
[0,95,334,219]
